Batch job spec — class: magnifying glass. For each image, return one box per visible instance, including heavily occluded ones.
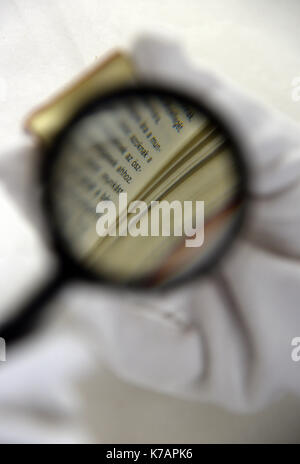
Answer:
[0,84,248,347]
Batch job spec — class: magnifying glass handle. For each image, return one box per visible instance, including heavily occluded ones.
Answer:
[0,266,68,348]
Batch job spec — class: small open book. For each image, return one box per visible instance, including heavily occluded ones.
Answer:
[26,53,241,285]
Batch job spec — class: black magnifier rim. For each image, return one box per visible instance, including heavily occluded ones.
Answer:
[41,84,249,291]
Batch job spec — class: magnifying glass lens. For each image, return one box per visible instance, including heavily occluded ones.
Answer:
[47,88,246,287]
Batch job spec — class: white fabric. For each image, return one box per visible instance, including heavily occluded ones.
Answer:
[1,0,300,443]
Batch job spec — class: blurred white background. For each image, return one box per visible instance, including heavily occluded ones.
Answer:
[1,0,300,443]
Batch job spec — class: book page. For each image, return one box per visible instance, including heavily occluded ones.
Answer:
[51,93,208,260]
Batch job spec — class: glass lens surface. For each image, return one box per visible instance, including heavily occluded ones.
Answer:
[47,89,246,286]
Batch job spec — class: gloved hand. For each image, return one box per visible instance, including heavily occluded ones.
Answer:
[1,37,300,423]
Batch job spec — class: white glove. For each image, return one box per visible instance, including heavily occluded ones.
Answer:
[2,40,300,410]
[1,37,300,418]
